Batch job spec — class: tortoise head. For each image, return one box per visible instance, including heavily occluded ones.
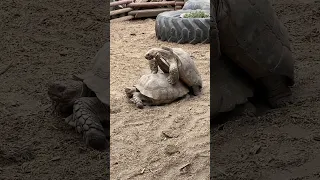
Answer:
[145,48,160,60]
[47,80,84,104]
[145,47,176,61]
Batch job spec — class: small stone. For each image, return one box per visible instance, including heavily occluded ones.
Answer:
[162,131,178,138]
[180,163,191,174]
[59,52,67,56]
[51,156,61,161]
[313,135,320,141]
[249,145,261,155]
[111,108,121,114]
[164,145,179,155]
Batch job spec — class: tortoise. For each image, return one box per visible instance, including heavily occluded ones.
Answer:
[145,46,203,96]
[125,73,189,109]
[210,0,295,110]
[47,42,109,151]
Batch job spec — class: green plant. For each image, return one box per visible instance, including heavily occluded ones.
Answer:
[182,11,209,18]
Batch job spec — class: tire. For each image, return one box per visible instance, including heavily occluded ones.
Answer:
[155,10,210,44]
[182,0,210,11]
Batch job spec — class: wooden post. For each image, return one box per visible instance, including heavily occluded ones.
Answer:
[127,1,184,8]
[128,8,174,18]
[110,0,133,7]
[110,7,133,16]
[110,15,134,22]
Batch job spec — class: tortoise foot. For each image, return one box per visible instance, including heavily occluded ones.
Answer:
[73,97,108,151]
[64,114,76,127]
[233,102,257,117]
[241,102,257,117]
[268,92,292,108]
[259,75,293,109]
[84,128,108,151]
[131,92,144,109]
[191,85,202,96]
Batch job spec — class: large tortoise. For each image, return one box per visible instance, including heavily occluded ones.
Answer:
[145,46,203,96]
[48,42,109,151]
[210,0,294,112]
[125,73,189,109]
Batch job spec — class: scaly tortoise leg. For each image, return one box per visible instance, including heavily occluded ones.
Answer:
[155,50,179,85]
[64,114,76,127]
[167,57,179,85]
[149,59,159,74]
[125,87,144,109]
[191,85,202,96]
[232,102,257,117]
[259,75,292,108]
[73,97,108,151]
[131,92,144,109]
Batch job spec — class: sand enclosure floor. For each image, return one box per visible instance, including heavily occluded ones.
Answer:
[110,19,210,179]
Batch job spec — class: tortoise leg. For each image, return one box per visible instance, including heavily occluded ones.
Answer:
[131,92,144,109]
[73,97,108,151]
[155,52,179,85]
[233,102,257,117]
[64,114,76,127]
[149,59,159,74]
[159,46,181,85]
[259,75,292,108]
[191,85,202,96]
[167,58,179,85]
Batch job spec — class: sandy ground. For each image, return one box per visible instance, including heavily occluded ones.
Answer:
[212,0,320,179]
[0,0,108,179]
[110,20,210,179]
[1,0,319,179]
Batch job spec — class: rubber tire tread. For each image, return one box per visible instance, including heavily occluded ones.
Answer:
[155,10,210,44]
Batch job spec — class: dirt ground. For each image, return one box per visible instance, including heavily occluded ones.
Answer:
[0,0,108,179]
[110,20,210,179]
[1,0,319,180]
[212,0,320,179]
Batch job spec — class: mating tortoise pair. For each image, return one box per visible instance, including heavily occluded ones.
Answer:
[47,0,295,150]
[125,46,203,109]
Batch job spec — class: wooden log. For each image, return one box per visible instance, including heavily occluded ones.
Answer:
[110,7,133,16]
[110,15,134,22]
[128,8,174,18]
[175,6,182,10]
[127,1,184,8]
[110,0,132,7]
